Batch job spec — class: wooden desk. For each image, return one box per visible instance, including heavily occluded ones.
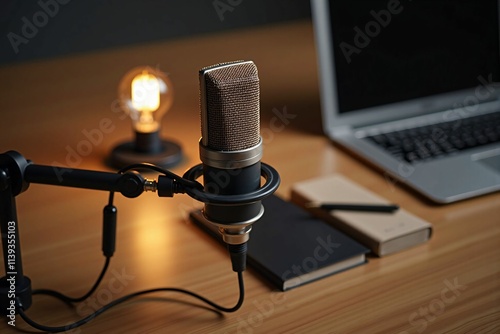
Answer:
[1,20,499,333]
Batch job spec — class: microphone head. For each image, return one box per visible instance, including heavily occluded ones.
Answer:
[199,60,260,151]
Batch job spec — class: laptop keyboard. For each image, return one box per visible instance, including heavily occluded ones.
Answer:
[367,111,500,163]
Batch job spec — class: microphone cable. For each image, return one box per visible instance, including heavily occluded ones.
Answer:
[15,163,245,333]
[17,273,244,333]
[31,257,111,304]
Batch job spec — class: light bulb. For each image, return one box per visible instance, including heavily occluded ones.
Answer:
[109,66,182,169]
[118,66,173,134]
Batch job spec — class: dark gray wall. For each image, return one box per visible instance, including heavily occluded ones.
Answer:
[0,0,311,65]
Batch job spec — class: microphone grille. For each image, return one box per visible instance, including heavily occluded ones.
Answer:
[200,61,260,151]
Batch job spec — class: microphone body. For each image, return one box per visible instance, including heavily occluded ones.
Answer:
[198,61,263,249]
[202,162,262,226]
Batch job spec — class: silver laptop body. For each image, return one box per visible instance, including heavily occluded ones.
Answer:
[311,0,500,203]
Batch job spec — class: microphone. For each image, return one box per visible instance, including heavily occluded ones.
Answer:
[198,60,264,271]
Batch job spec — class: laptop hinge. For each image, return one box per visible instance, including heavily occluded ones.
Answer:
[332,126,352,137]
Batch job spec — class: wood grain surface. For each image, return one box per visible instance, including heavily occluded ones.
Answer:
[0,20,499,334]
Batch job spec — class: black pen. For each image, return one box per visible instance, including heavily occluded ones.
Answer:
[305,202,399,213]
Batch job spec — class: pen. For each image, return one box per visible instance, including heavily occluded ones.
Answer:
[305,202,399,213]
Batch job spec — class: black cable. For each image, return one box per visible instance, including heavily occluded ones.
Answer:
[17,271,244,333]
[108,191,115,206]
[31,257,111,304]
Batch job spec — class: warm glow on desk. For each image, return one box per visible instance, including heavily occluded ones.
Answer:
[130,203,178,275]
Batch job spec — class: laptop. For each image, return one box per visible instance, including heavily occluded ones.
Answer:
[311,0,500,203]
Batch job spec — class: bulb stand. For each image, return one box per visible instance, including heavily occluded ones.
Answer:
[109,130,182,169]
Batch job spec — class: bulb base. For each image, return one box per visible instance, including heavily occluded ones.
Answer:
[108,132,182,169]
[135,131,163,153]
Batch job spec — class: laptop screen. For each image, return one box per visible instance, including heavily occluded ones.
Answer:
[329,0,500,114]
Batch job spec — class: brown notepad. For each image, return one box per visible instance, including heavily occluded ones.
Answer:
[291,175,432,256]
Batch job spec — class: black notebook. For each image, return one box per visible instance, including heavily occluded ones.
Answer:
[190,195,369,291]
